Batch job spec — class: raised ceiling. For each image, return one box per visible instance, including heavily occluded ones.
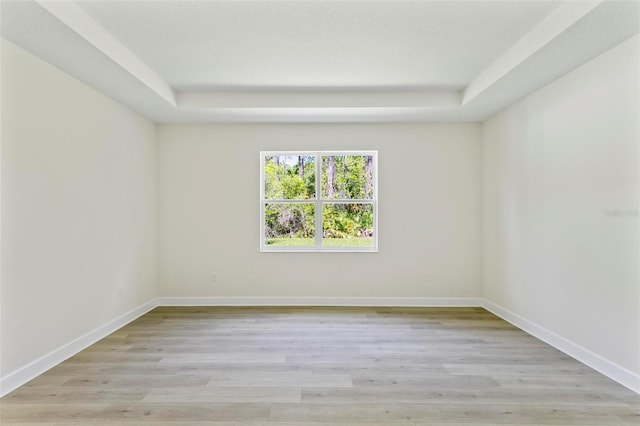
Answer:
[75,0,559,89]
[1,0,638,123]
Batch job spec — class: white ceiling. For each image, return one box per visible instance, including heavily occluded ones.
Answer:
[1,0,638,123]
[75,0,559,89]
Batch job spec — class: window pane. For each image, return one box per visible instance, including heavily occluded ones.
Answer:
[264,203,315,247]
[322,155,374,200]
[322,203,374,247]
[264,155,315,200]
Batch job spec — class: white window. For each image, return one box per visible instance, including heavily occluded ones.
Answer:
[260,151,378,252]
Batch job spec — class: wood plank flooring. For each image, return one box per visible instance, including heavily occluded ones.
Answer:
[1,306,638,425]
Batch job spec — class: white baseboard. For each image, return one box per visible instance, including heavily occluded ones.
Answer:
[156,296,483,307]
[481,298,640,395]
[0,299,157,397]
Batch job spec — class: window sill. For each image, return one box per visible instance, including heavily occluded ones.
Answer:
[260,247,378,253]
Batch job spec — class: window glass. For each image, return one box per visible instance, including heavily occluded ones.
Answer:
[261,151,377,252]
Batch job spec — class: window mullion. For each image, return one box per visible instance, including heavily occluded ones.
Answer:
[267,199,315,204]
[319,199,374,204]
[314,153,322,248]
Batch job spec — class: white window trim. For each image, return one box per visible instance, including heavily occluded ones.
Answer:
[260,150,378,253]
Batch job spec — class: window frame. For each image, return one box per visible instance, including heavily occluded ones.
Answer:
[260,150,378,253]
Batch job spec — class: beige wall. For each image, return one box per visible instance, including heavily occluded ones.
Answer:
[481,35,640,375]
[1,39,158,377]
[157,123,481,299]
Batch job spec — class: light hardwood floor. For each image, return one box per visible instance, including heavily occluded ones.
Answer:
[1,307,638,425]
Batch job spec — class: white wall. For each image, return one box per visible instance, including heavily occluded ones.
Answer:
[1,39,158,380]
[482,35,639,378]
[158,123,481,299]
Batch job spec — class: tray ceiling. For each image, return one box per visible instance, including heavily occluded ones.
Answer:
[1,0,638,122]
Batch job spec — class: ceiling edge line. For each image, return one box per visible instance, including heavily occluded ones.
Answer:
[35,0,177,107]
[176,89,462,109]
[461,0,604,106]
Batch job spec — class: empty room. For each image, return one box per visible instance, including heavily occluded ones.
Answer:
[1,0,639,424]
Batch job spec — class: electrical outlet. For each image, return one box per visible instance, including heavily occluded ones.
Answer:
[212,273,218,283]
[424,273,430,282]
[116,287,123,296]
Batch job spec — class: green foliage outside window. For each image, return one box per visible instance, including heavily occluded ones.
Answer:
[264,154,375,247]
